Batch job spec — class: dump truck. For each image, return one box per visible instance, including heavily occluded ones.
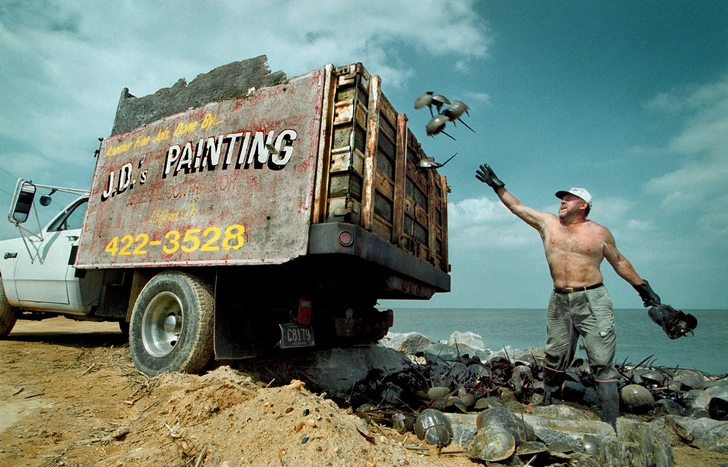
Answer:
[0,56,450,375]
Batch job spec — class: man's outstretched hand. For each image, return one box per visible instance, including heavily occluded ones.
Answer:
[476,164,505,191]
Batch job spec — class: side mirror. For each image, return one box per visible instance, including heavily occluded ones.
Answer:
[10,181,36,224]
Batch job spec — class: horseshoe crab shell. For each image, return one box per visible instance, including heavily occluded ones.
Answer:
[392,413,416,433]
[443,100,469,120]
[636,369,667,386]
[653,398,684,416]
[707,380,728,420]
[708,396,728,420]
[468,362,490,378]
[675,370,707,390]
[425,114,449,136]
[582,434,600,455]
[683,389,712,411]
[426,386,451,401]
[414,91,433,110]
[516,440,547,456]
[414,408,452,447]
[620,384,655,410]
[466,426,516,462]
[476,407,535,444]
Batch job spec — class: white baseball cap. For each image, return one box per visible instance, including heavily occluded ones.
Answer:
[555,187,592,207]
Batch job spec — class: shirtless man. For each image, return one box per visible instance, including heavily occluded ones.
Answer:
[476,164,661,428]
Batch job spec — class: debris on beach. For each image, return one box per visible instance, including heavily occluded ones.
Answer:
[336,331,728,465]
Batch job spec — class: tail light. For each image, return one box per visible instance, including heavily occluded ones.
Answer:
[297,298,312,325]
[338,230,354,247]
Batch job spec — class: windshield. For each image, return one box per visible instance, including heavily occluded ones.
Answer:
[47,198,88,232]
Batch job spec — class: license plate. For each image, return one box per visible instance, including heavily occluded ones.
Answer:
[279,323,315,349]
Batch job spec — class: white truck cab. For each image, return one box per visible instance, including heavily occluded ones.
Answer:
[0,180,105,329]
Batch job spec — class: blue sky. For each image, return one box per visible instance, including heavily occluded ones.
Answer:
[1,0,726,309]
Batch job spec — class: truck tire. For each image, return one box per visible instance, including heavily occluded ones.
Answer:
[0,277,19,338]
[129,271,214,376]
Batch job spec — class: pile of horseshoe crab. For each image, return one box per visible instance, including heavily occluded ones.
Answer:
[348,349,727,463]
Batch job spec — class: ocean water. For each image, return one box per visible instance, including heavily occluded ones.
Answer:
[387,308,728,376]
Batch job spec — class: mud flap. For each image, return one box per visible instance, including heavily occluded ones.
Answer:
[213,271,265,359]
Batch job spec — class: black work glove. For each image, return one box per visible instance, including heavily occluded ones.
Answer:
[633,280,661,308]
[476,164,505,191]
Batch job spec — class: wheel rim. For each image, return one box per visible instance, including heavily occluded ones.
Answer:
[141,291,184,357]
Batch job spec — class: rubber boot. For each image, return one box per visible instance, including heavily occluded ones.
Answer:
[596,381,619,430]
[541,368,564,406]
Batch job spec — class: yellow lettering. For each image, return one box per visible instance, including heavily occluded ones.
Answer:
[134,135,151,148]
[147,204,197,228]
[152,127,170,142]
[201,113,223,129]
[104,141,132,157]
[173,120,199,136]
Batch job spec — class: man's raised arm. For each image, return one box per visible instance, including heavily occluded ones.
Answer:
[476,164,549,230]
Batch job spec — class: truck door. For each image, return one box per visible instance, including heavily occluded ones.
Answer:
[14,198,88,307]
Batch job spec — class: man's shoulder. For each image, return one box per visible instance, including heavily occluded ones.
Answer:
[584,220,614,237]
[585,219,608,230]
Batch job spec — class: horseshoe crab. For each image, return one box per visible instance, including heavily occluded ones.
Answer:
[468,362,489,378]
[708,396,728,420]
[429,93,450,114]
[414,408,452,447]
[418,153,457,169]
[392,412,416,433]
[414,91,450,116]
[466,426,516,462]
[621,384,655,410]
[674,370,708,391]
[511,364,533,397]
[475,407,536,444]
[426,386,451,401]
[582,434,600,455]
[425,114,455,140]
[414,91,433,110]
[653,398,684,416]
[707,381,728,420]
[633,368,667,386]
[442,100,475,132]
[516,440,547,456]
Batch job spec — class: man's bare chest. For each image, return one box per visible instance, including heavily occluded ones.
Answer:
[544,227,604,257]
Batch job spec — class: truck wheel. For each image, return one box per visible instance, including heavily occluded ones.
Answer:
[0,277,19,338]
[129,271,214,376]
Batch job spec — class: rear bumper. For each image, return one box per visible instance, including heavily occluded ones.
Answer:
[307,223,451,294]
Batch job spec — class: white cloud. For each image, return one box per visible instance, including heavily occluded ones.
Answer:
[448,196,538,249]
[588,196,633,224]
[464,91,492,105]
[643,76,728,212]
[626,219,653,231]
